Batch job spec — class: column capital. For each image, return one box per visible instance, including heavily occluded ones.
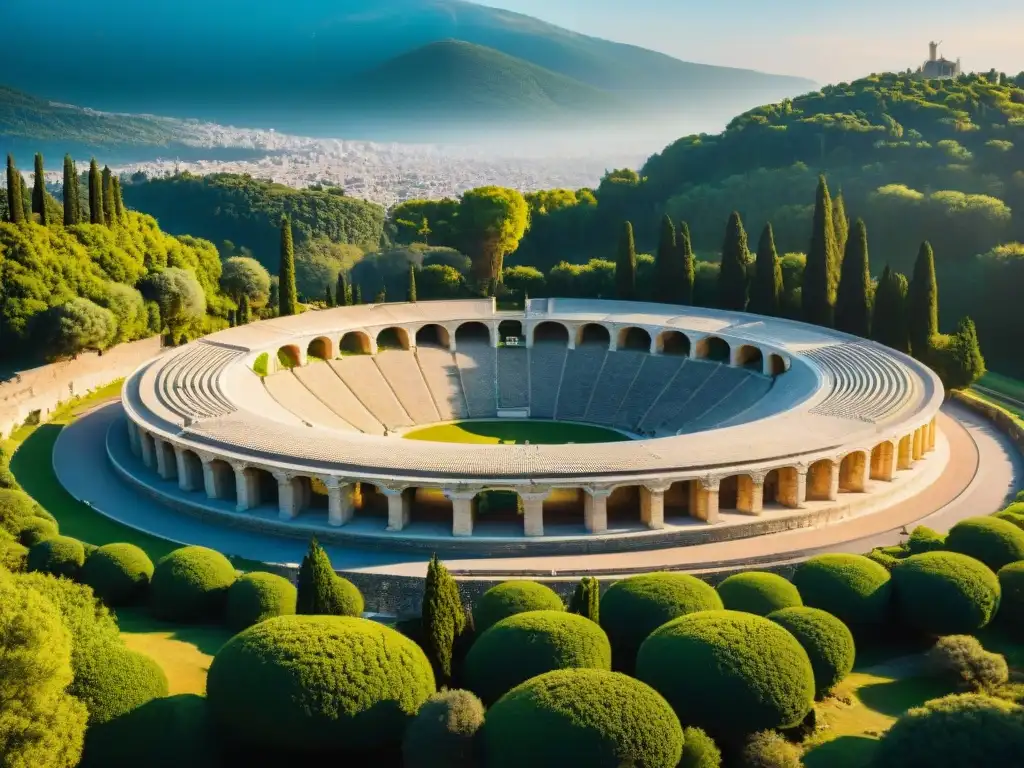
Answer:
[519,489,552,502]
[319,475,346,490]
[444,488,481,502]
[584,486,614,499]
[747,471,768,486]
[196,451,219,466]
[643,482,674,494]
[272,470,295,484]
[380,485,408,497]
[698,475,721,491]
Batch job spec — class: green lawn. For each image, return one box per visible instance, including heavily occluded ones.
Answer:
[978,372,1024,404]
[403,419,631,445]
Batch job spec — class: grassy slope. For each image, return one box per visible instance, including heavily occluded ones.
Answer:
[403,419,630,444]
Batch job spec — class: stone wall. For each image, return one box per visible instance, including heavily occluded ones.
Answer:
[952,391,1024,454]
[0,337,163,438]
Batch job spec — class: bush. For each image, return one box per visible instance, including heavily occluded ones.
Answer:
[994,509,1024,530]
[739,730,802,768]
[716,572,802,616]
[80,543,155,606]
[482,668,683,768]
[768,606,856,698]
[464,610,611,704]
[907,525,946,554]
[0,487,41,535]
[150,545,237,622]
[0,538,28,571]
[791,554,891,632]
[944,516,1024,571]
[600,572,723,667]
[27,535,86,578]
[18,516,58,546]
[225,571,297,630]
[928,635,1009,692]
[35,297,117,359]
[679,726,722,768]
[866,548,903,571]
[15,572,120,647]
[635,610,815,740]
[472,580,564,634]
[72,637,170,725]
[402,689,484,768]
[296,538,363,617]
[872,693,1024,768]
[207,615,435,753]
[997,560,1024,638]
[892,551,1001,636]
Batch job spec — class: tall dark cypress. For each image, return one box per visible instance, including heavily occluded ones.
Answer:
[835,219,872,338]
[278,215,298,316]
[908,241,939,358]
[324,285,334,307]
[803,175,841,326]
[615,221,637,300]
[354,283,363,305]
[748,223,782,316]
[101,166,115,227]
[336,272,349,307]
[238,294,250,324]
[6,155,24,224]
[88,159,104,224]
[62,155,79,225]
[421,555,466,685]
[112,177,125,222]
[568,576,600,623]
[717,211,749,311]
[832,191,849,257]
[407,263,418,302]
[871,266,911,353]
[678,221,695,305]
[653,213,677,303]
[32,153,48,225]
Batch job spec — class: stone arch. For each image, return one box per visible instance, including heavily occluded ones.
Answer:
[456,321,491,345]
[617,326,652,352]
[354,482,388,517]
[416,324,450,348]
[695,336,730,362]
[734,344,763,371]
[498,320,523,342]
[408,487,454,527]
[376,327,410,351]
[577,323,611,348]
[719,475,740,510]
[307,336,333,361]
[532,321,570,345]
[475,488,523,524]
[277,344,301,369]
[767,354,787,376]
[178,448,203,492]
[253,468,279,509]
[607,484,641,525]
[340,331,372,355]
[898,434,914,470]
[763,469,781,506]
[665,480,691,518]
[306,477,332,512]
[870,441,896,481]
[839,451,869,493]
[807,459,836,502]
[657,331,691,356]
[206,458,237,501]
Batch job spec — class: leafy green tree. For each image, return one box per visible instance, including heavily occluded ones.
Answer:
[407,263,418,302]
[101,167,115,227]
[278,216,297,316]
[220,256,271,308]
[421,555,466,685]
[237,294,250,324]
[835,219,872,338]
[6,154,24,224]
[32,153,49,225]
[35,299,116,361]
[146,268,206,341]
[936,317,986,390]
[419,265,466,300]
[502,265,545,297]
[678,221,695,305]
[803,175,841,327]
[832,191,849,257]
[908,241,939,358]
[457,187,530,286]
[749,223,782,316]
[88,160,103,225]
[568,576,600,623]
[653,214,677,303]
[717,211,749,310]
[336,272,349,307]
[62,156,79,226]
[616,221,637,300]
[872,266,911,353]
[98,283,148,346]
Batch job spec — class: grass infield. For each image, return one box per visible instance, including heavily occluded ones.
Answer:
[402,419,631,445]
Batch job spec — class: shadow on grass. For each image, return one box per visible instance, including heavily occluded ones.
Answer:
[803,735,879,768]
[116,606,235,657]
[855,676,953,717]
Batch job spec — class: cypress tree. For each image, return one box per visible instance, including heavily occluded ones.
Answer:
[835,218,872,338]
[568,576,600,623]
[19,175,31,221]
[653,213,677,303]
[908,241,939,358]
[112,177,125,222]
[88,159,104,225]
[803,175,841,327]
[832,190,849,257]
[32,153,48,225]
[278,215,298,316]
[717,211,749,311]
[748,223,783,316]
[62,155,80,225]
[336,272,349,307]
[238,294,250,324]
[355,284,363,305]
[227,309,236,327]
[871,266,911,353]
[296,538,339,615]
[678,221,695,305]
[324,284,334,307]
[6,154,24,224]
[947,317,985,390]
[615,220,637,300]
[101,166,115,227]
[407,263,418,302]
[421,554,466,684]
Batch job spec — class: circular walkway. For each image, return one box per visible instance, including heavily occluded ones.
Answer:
[54,401,1020,579]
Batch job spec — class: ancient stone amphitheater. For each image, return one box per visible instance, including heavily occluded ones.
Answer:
[117,298,945,556]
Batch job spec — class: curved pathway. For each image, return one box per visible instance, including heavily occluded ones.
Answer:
[54,401,1020,579]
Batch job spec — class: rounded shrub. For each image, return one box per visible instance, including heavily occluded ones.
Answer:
[994,509,1024,530]
[928,635,1009,692]
[873,693,1024,768]
[997,560,1024,638]
[716,572,802,616]
[600,572,723,666]
[464,610,611,704]
[225,571,297,629]
[72,637,169,725]
[18,516,58,546]
[150,545,237,622]
[27,535,86,578]
[207,615,435,753]
[944,516,1024,572]
[892,551,1001,636]
[906,525,946,554]
[679,726,721,768]
[768,606,856,698]
[739,730,803,768]
[472,580,563,634]
[402,689,485,768]
[0,487,39,535]
[791,554,891,631]
[635,610,815,739]
[482,668,683,768]
[0,538,28,572]
[80,543,155,606]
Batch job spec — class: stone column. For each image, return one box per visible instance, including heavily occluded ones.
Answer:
[690,477,720,523]
[839,452,871,493]
[737,473,765,516]
[175,447,201,493]
[912,427,924,461]
[649,335,660,355]
[324,478,354,527]
[777,467,807,509]
[445,490,477,537]
[898,435,914,470]
[383,487,411,532]
[274,472,302,520]
[606,333,618,352]
[808,461,840,502]
[567,329,577,350]
[139,431,154,469]
[155,441,177,481]
[640,485,669,529]
[521,491,549,537]
[870,441,896,482]
[127,421,141,457]
[584,488,611,534]
[928,418,937,452]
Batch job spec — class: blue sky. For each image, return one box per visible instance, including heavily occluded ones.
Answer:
[480,0,1024,82]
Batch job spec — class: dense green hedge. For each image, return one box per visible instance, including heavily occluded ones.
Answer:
[995,509,1024,530]
[0,537,28,571]
[892,551,1001,636]
[464,610,611,704]
[27,535,86,578]
[226,571,297,629]
[472,581,564,634]
[18,516,58,546]
[944,516,1024,572]
[873,693,1024,768]
[679,726,722,768]
[402,689,485,768]
[906,526,946,554]
[0,487,41,535]
[767,606,856,698]
[599,572,723,666]
[207,615,435,753]
[791,554,891,632]
[150,546,237,622]
[716,572,802,616]
[635,610,815,739]
[71,637,169,725]
[80,543,154,606]
[482,668,683,768]
[996,561,1024,638]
